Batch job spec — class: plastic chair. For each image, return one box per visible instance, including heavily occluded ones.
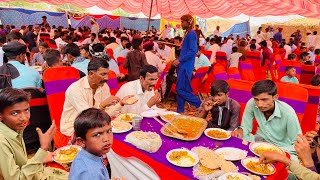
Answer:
[315,55,320,65]
[246,51,266,81]
[215,51,227,69]
[227,67,241,79]
[106,48,114,60]
[278,61,302,82]
[107,70,119,95]
[300,65,316,85]
[213,64,228,80]
[117,57,128,75]
[191,66,210,95]
[238,60,255,81]
[201,49,212,60]
[43,67,80,148]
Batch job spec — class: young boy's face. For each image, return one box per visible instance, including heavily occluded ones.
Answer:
[82,123,113,156]
[286,68,296,77]
[212,92,228,106]
[0,101,30,132]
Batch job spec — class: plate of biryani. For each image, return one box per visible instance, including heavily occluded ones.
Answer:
[114,113,142,123]
[249,142,285,157]
[111,120,132,133]
[161,115,207,141]
[159,111,181,122]
[218,172,253,180]
[53,145,81,164]
[204,128,231,140]
[166,148,199,167]
[192,146,238,179]
[241,157,276,176]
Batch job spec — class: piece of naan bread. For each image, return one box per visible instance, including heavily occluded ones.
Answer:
[125,131,162,153]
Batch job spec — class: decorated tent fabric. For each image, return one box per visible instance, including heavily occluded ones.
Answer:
[278,61,302,81]
[227,67,241,79]
[213,64,228,80]
[43,67,80,148]
[120,17,160,31]
[117,57,128,75]
[5,0,320,20]
[238,60,255,81]
[70,14,120,30]
[107,70,119,96]
[246,51,265,81]
[216,51,227,69]
[287,83,320,134]
[221,21,250,38]
[191,66,210,94]
[300,65,316,85]
[0,7,68,28]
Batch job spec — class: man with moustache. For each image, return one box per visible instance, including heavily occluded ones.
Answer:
[116,65,162,114]
[60,59,133,138]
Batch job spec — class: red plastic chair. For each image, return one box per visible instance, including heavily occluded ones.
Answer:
[191,66,210,94]
[107,70,119,95]
[106,48,115,60]
[215,51,227,69]
[227,67,241,79]
[213,64,228,80]
[117,57,128,75]
[315,55,320,65]
[278,60,302,82]
[238,60,255,81]
[300,65,316,85]
[246,51,265,81]
[201,50,212,60]
[155,63,171,91]
[43,67,80,148]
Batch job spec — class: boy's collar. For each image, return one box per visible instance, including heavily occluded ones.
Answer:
[81,148,104,161]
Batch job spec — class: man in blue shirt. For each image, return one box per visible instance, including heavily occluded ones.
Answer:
[113,37,128,60]
[172,14,201,113]
[2,41,41,89]
[64,43,90,75]
[273,28,283,43]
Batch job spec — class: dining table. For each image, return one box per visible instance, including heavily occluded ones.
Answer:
[111,117,289,180]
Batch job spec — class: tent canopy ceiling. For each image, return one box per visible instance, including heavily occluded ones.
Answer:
[2,0,320,20]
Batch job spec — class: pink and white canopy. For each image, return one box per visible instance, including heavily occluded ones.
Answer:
[4,0,320,20]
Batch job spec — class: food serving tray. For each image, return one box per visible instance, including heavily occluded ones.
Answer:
[160,115,207,141]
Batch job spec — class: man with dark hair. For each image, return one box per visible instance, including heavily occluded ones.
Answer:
[118,42,132,58]
[171,14,201,113]
[2,42,41,88]
[197,80,240,130]
[194,24,205,43]
[288,53,297,61]
[105,37,119,51]
[64,43,90,74]
[37,16,49,27]
[232,80,302,159]
[116,65,161,114]
[113,36,129,60]
[25,25,37,51]
[259,40,272,66]
[60,59,133,137]
[81,33,99,45]
[124,38,148,81]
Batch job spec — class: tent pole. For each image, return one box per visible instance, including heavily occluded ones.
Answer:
[147,0,154,32]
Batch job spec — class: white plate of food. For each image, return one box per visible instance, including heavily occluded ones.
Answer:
[249,142,285,157]
[241,157,276,176]
[111,120,132,133]
[166,148,199,167]
[214,147,248,161]
[218,172,253,180]
[204,128,231,140]
[140,109,165,118]
[159,111,180,122]
[53,145,81,164]
[114,113,142,123]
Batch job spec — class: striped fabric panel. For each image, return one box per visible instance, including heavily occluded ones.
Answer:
[44,79,79,95]
[308,96,320,104]
[214,73,228,80]
[193,71,208,79]
[228,74,241,79]
[247,55,261,61]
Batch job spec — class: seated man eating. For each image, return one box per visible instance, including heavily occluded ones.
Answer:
[116,65,162,114]
[61,59,133,138]
[231,80,302,159]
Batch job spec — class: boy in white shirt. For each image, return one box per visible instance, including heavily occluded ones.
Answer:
[228,47,243,68]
